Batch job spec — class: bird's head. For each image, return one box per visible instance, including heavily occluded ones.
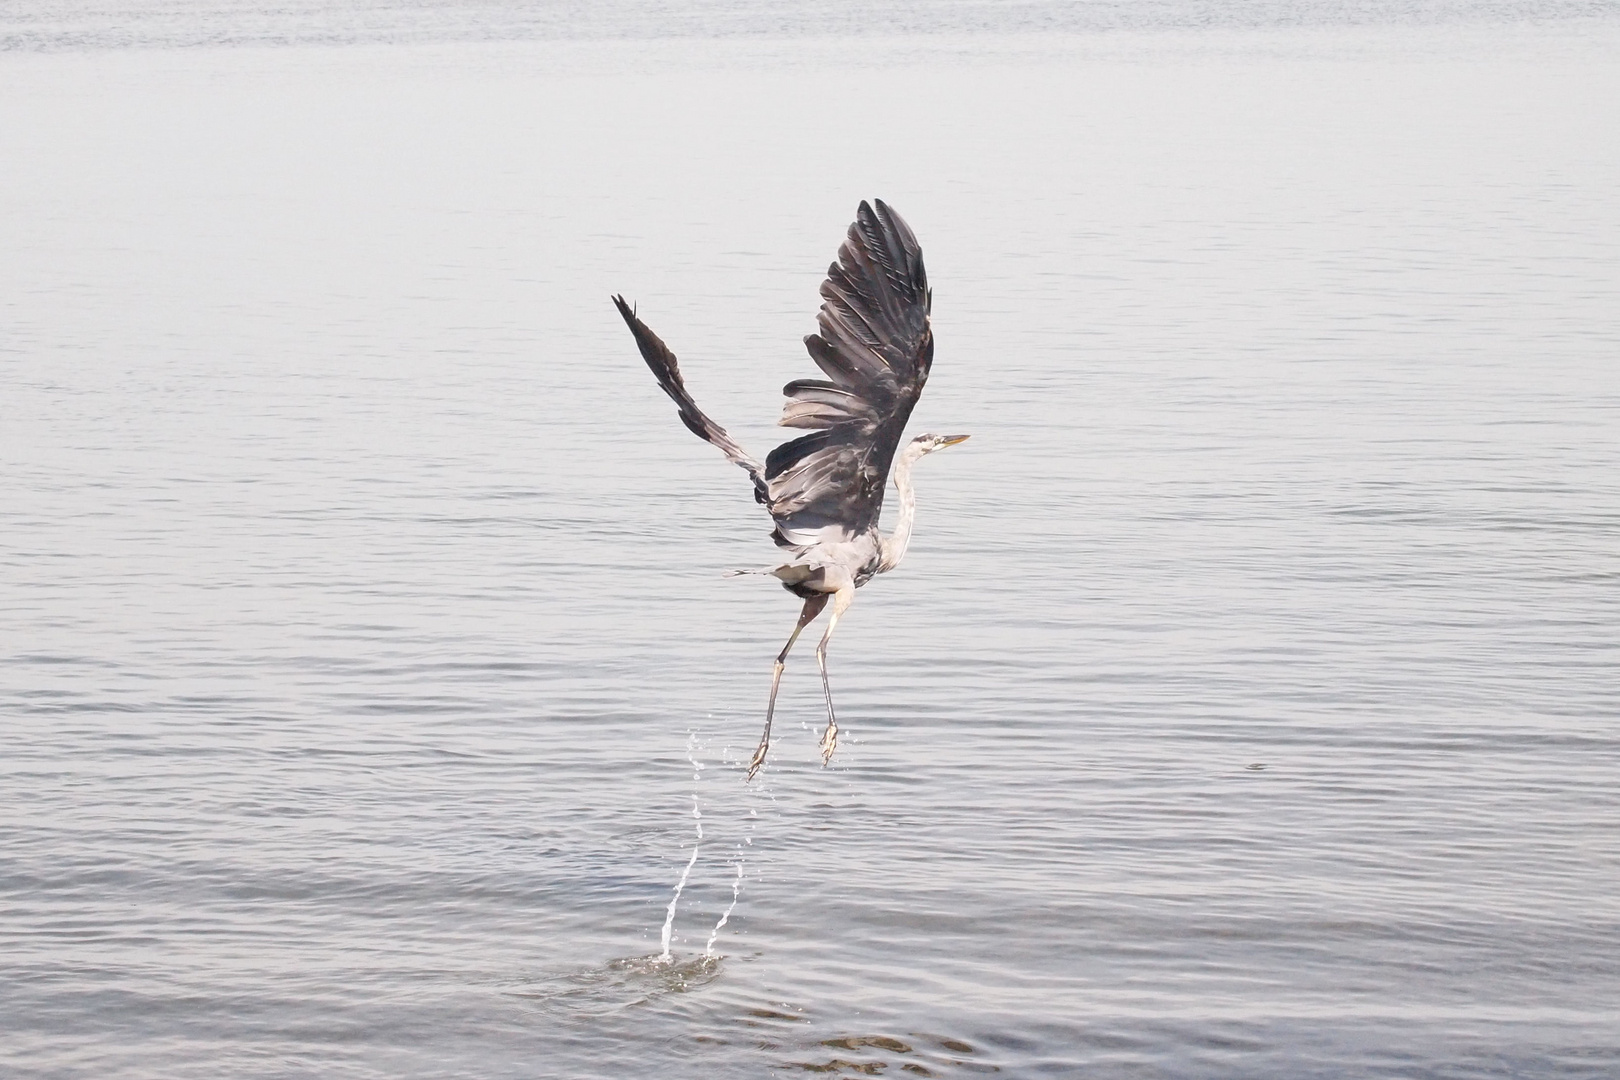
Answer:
[911,432,971,456]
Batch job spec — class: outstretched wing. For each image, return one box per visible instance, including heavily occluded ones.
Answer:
[612,294,770,506]
[765,200,933,549]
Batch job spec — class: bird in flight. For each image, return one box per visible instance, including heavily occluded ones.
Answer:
[612,200,968,779]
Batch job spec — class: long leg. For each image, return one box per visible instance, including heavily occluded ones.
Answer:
[746,594,828,781]
[815,586,856,766]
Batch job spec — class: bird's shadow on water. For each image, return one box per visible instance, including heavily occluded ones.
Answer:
[505,952,724,1018]
[508,959,997,1077]
[740,1016,999,1077]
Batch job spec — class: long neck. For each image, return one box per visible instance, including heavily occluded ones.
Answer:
[878,445,923,573]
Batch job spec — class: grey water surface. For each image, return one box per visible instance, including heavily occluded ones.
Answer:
[3,3,1619,1077]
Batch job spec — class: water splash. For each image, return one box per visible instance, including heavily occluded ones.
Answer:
[704,855,743,956]
[657,734,704,962]
[511,953,720,1017]
[704,790,761,957]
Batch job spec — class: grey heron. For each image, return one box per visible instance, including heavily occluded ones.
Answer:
[612,200,967,779]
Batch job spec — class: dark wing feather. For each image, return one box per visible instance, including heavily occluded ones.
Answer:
[612,294,769,505]
[765,200,933,548]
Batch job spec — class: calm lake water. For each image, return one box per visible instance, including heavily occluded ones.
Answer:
[3,3,1619,1077]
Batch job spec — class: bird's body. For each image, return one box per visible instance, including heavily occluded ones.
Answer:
[613,200,966,778]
